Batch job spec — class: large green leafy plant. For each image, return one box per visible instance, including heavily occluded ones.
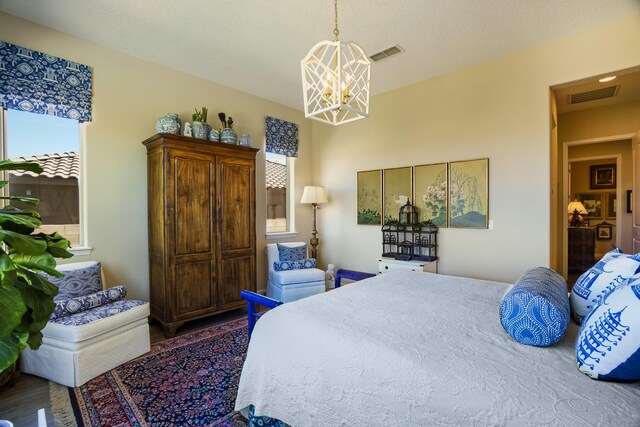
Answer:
[0,160,72,371]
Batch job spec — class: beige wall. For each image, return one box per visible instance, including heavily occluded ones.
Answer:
[3,11,639,292]
[312,15,640,283]
[0,11,315,299]
[559,100,640,142]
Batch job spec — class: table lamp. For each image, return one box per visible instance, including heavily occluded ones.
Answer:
[567,200,588,227]
[300,186,328,259]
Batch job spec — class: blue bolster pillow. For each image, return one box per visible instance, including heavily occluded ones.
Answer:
[500,267,570,347]
[50,285,128,320]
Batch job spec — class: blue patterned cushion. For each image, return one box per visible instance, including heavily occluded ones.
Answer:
[277,244,307,262]
[570,249,640,324]
[273,258,317,271]
[50,285,127,320]
[500,267,570,347]
[577,280,640,382]
[43,262,103,301]
[49,300,147,326]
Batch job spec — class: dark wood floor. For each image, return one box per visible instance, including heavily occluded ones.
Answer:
[0,309,246,427]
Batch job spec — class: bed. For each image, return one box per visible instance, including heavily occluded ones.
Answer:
[235,271,640,426]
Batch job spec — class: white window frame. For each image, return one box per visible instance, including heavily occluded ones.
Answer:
[265,155,298,239]
[0,108,92,255]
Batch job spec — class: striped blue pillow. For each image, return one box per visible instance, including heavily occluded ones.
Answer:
[500,267,569,347]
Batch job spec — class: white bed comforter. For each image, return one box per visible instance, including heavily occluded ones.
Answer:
[235,271,640,426]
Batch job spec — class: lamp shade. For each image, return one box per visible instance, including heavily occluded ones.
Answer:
[567,200,588,215]
[300,186,328,204]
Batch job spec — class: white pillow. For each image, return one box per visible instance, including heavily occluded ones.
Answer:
[570,249,640,324]
[577,278,640,382]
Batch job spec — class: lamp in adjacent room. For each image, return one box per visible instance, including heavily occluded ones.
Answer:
[300,0,371,126]
[567,200,588,227]
[300,186,328,259]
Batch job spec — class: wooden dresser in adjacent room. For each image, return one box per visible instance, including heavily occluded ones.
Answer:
[142,133,258,337]
[568,226,595,274]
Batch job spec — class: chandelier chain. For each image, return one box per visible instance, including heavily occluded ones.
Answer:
[333,0,339,41]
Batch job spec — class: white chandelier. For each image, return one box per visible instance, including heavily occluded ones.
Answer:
[301,0,371,126]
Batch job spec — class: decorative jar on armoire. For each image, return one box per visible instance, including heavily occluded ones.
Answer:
[142,133,259,337]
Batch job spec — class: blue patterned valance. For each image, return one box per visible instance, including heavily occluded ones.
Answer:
[265,116,298,157]
[0,41,93,121]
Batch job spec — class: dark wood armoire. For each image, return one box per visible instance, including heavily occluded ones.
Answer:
[142,133,258,337]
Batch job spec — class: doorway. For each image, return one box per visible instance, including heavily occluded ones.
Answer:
[565,149,626,285]
[550,66,640,282]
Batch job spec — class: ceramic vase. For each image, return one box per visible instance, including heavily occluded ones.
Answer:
[239,134,252,147]
[192,121,207,139]
[156,113,181,134]
[208,128,220,142]
[220,128,237,144]
[183,122,192,137]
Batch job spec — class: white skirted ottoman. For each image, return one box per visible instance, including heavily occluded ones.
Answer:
[20,299,150,387]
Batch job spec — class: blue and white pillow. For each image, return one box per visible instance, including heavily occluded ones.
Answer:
[50,285,128,320]
[500,267,570,347]
[273,258,317,271]
[277,244,307,262]
[570,249,640,324]
[42,262,103,301]
[50,299,146,326]
[577,280,640,382]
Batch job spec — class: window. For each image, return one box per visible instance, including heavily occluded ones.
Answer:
[266,152,295,234]
[1,109,88,252]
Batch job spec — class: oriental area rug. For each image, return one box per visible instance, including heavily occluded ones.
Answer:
[51,318,250,426]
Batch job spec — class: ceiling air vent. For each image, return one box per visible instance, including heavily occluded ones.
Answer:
[369,45,403,62]
[569,85,619,105]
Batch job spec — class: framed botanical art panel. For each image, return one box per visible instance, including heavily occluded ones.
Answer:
[356,169,382,225]
[383,167,412,223]
[576,193,602,219]
[448,158,488,228]
[413,163,447,227]
[590,164,616,190]
[606,192,616,219]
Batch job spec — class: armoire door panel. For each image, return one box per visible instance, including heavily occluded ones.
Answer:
[218,159,253,251]
[149,256,165,315]
[174,156,214,255]
[219,256,253,310]
[174,261,215,318]
[147,149,164,257]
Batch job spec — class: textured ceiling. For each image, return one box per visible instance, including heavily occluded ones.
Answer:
[1,0,639,110]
